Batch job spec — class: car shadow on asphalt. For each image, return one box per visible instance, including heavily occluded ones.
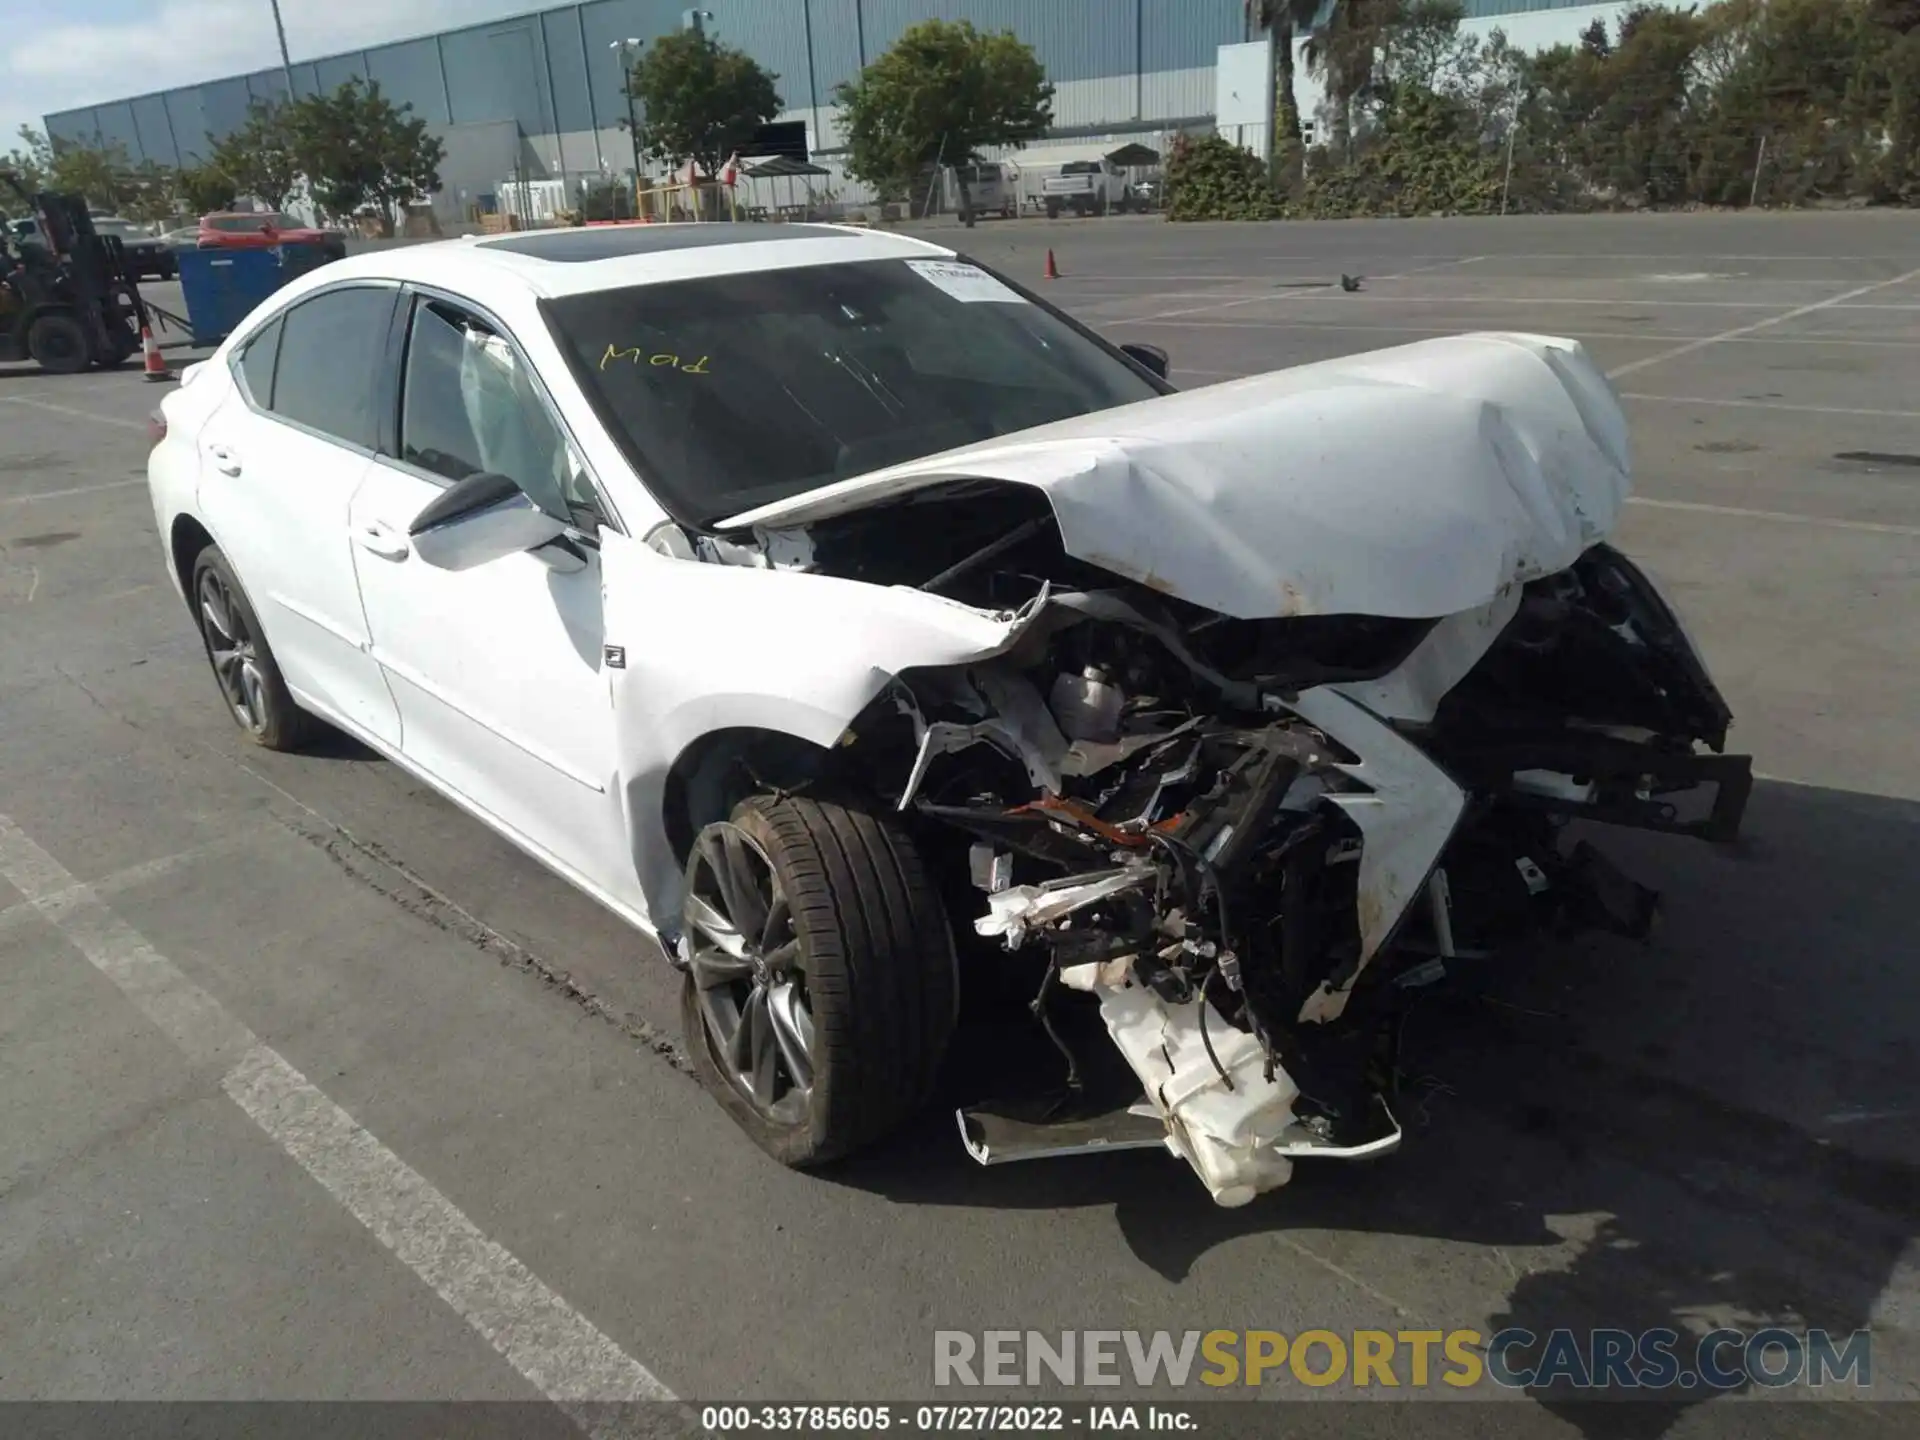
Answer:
[828,778,1920,1436]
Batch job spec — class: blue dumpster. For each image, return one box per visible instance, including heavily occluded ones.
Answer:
[175,243,338,346]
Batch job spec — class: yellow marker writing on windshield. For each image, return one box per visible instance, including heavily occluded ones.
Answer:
[600,343,712,375]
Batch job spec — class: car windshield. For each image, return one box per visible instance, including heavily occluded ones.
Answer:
[92,219,138,238]
[545,257,1161,527]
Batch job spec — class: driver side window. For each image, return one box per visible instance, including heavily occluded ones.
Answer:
[398,296,604,528]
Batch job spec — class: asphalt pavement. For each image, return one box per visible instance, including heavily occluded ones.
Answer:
[2,210,1917,1434]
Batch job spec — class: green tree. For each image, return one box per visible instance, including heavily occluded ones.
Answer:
[1,127,51,217]
[288,79,445,233]
[836,19,1052,224]
[1,127,181,220]
[627,30,782,184]
[209,100,303,212]
[176,162,239,215]
[117,160,179,223]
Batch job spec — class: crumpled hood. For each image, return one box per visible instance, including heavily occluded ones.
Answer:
[718,332,1632,620]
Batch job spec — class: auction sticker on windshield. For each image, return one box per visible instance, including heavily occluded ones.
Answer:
[906,260,1028,304]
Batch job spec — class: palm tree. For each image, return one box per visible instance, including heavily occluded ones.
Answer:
[1301,0,1404,158]
[1246,0,1323,166]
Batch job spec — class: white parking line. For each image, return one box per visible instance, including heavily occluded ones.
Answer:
[1620,393,1920,420]
[0,394,149,431]
[1127,255,1488,323]
[0,479,146,507]
[0,811,676,1424]
[1625,498,1920,537]
[1607,265,1920,379]
[0,829,264,936]
[1124,318,1920,350]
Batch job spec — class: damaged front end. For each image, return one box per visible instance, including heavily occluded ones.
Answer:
[719,480,1749,1207]
[676,335,1748,1205]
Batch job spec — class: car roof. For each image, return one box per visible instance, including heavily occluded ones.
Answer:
[308,222,959,302]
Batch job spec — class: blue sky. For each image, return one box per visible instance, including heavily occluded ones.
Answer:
[2,0,534,153]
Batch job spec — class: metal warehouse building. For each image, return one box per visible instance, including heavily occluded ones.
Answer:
[43,0,1638,224]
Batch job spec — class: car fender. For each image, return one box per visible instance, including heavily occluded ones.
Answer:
[598,528,1042,928]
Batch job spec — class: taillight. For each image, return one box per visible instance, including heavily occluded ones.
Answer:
[147,408,168,448]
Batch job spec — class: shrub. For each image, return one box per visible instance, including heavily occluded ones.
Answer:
[1164,132,1280,221]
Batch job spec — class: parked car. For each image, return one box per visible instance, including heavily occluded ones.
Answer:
[1043,160,1131,217]
[147,225,1749,1205]
[949,162,1015,220]
[89,216,177,280]
[198,211,348,261]
[9,214,176,280]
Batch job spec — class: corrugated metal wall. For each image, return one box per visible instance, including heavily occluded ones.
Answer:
[43,0,1249,166]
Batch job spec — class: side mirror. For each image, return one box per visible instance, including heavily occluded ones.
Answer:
[1120,342,1170,380]
[409,471,568,571]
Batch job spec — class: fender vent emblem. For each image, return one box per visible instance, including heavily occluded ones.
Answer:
[603,645,627,669]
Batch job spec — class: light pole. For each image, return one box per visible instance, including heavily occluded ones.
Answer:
[610,39,644,215]
[268,0,296,96]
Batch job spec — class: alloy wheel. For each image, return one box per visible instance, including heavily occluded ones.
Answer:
[198,567,269,734]
[683,822,814,1126]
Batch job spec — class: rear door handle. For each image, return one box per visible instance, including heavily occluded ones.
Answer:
[208,444,242,477]
[353,521,411,561]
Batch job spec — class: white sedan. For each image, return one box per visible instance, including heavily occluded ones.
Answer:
[149,224,1750,1203]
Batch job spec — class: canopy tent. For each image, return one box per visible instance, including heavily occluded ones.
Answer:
[742,155,830,178]
[1103,142,1162,167]
[741,155,832,219]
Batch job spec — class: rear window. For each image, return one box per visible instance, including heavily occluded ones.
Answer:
[545,257,1160,527]
[267,287,395,448]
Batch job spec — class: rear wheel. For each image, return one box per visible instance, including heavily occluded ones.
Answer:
[27,312,90,374]
[680,794,958,1167]
[189,546,322,751]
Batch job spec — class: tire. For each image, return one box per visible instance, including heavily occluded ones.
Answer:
[188,545,322,751]
[27,312,90,374]
[680,794,958,1168]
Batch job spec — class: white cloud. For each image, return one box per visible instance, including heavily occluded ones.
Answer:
[3,0,528,152]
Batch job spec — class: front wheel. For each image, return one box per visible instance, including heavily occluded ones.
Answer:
[27,312,90,374]
[680,794,958,1168]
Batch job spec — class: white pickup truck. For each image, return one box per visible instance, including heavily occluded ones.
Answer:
[1042,160,1131,217]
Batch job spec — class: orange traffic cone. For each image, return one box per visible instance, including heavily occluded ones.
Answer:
[1044,248,1060,280]
[140,325,172,383]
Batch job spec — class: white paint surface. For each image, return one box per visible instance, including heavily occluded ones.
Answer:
[724,332,1632,623]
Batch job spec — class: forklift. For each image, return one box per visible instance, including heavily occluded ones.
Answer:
[1,171,146,374]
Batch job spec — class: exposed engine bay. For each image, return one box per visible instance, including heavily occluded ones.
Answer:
[675,472,1752,1206]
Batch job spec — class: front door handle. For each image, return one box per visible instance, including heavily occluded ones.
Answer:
[353,521,411,561]
[208,444,242,477]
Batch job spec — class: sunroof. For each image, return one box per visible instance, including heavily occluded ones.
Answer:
[480,223,854,263]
